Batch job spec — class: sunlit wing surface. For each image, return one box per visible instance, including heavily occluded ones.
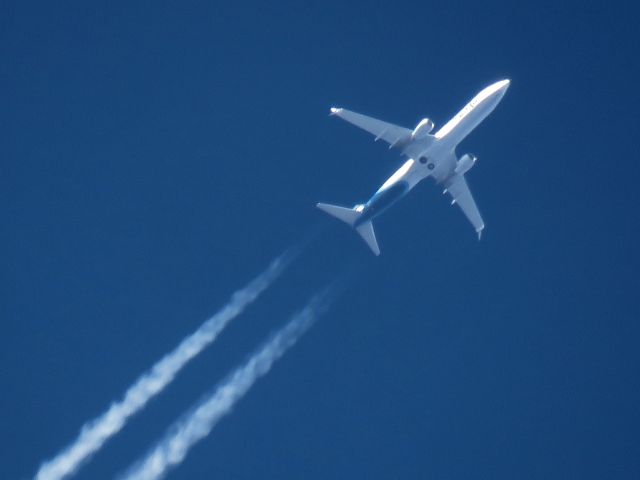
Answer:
[330,108,412,148]
[445,174,485,238]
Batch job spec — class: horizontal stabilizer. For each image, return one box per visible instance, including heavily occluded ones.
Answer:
[355,221,380,256]
[316,202,381,255]
[316,203,360,226]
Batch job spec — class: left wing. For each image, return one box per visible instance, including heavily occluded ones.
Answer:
[330,107,412,148]
[444,174,485,238]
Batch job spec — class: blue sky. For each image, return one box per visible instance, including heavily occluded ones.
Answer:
[2,1,640,479]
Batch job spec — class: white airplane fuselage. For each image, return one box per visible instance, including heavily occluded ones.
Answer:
[352,80,510,229]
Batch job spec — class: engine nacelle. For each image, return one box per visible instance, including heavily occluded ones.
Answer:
[454,153,477,175]
[411,118,435,139]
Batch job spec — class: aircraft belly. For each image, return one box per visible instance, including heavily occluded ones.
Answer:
[356,181,409,226]
[412,144,456,184]
[444,97,501,146]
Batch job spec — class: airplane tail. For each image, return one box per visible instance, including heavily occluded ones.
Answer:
[316,203,381,255]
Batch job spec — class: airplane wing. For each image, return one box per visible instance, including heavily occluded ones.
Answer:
[330,107,412,148]
[444,173,485,238]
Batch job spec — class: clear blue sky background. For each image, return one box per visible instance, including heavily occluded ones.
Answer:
[3,1,639,479]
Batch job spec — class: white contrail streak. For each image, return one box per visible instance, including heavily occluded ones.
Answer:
[120,289,336,480]
[34,252,294,480]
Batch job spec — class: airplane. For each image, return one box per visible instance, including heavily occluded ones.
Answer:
[317,79,510,255]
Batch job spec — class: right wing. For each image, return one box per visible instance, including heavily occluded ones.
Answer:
[330,107,412,148]
[444,173,485,239]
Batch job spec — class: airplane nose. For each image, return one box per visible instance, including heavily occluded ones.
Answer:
[492,79,510,101]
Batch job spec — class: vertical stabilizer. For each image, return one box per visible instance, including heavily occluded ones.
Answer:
[316,203,381,255]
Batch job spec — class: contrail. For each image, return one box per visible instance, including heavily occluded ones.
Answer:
[34,252,295,480]
[120,287,338,480]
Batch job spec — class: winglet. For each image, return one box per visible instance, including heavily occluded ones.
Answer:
[476,228,484,240]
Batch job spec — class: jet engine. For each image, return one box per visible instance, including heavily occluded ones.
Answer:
[411,118,435,139]
[454,153,477,175]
